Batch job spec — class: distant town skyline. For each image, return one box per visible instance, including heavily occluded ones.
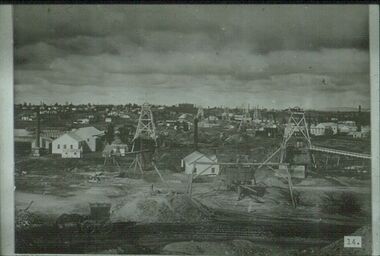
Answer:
[15,101,369,112]
[14,5,370,110]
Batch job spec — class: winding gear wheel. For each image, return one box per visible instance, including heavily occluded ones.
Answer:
[81,220,96,234]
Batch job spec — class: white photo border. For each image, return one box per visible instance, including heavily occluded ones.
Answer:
[0,4,379,256]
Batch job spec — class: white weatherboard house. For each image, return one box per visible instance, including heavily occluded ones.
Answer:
[52,132,84,158]
[319,122,338,135]
[181,151,219,176]
[310,124,325,136]
[310,122,338,136]
[52,126,103,158]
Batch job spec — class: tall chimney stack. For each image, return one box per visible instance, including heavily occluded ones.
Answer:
[36,105,40,148]
[357,105,362,132]
[194,117,198,150]
[31,105,41,157]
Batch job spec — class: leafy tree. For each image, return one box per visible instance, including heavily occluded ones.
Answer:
[118,125,130,144]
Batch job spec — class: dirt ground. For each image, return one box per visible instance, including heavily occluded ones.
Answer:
[15,153,371,223]
[15,151,372,255]
[190,168,370,226]
[16,170,187,222]
[15,154,206,224]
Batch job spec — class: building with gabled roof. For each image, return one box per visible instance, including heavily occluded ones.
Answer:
[52,126,104,158]
[52,132,84,158]
[181,151,219,176]
[72,126,104,152]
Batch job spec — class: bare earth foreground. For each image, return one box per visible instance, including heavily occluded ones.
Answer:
[15,155,371,255]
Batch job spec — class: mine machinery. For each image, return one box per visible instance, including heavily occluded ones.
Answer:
[99,102,167,183]
[105,105,369,209]
[188,109,371,208]
[222,163,266,202]
[259,109,371,164]
[130,103,158,171]
[185,160,285,202]
[120,103,167,183]
[255,109,371,207]
[56,203,114,234]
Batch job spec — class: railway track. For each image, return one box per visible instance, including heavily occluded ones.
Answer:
[16,217,362,254]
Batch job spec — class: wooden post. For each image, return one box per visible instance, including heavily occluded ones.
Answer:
[311,153,317,169]
[188,173,193,198]
[252,169,256,185]
[133,157,138,173]
[286,169,296,208]
[237,185,242,201]
[153,162,166,184]
[137,157,144,175]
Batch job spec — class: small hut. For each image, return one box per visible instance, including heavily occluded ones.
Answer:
[102,137,129,157]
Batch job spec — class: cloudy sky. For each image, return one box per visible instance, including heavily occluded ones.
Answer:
[14,5,369,109]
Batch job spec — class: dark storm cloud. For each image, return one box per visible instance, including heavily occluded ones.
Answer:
[14,5,370,109]
[14,5,369,51]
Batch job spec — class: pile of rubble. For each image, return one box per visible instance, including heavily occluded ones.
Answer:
[15,201,41,230]
[16,210,35,230]
[113,192,206,223]
[136,193,206,223]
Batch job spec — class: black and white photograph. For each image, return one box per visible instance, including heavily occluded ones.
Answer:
[5,4,378,255]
